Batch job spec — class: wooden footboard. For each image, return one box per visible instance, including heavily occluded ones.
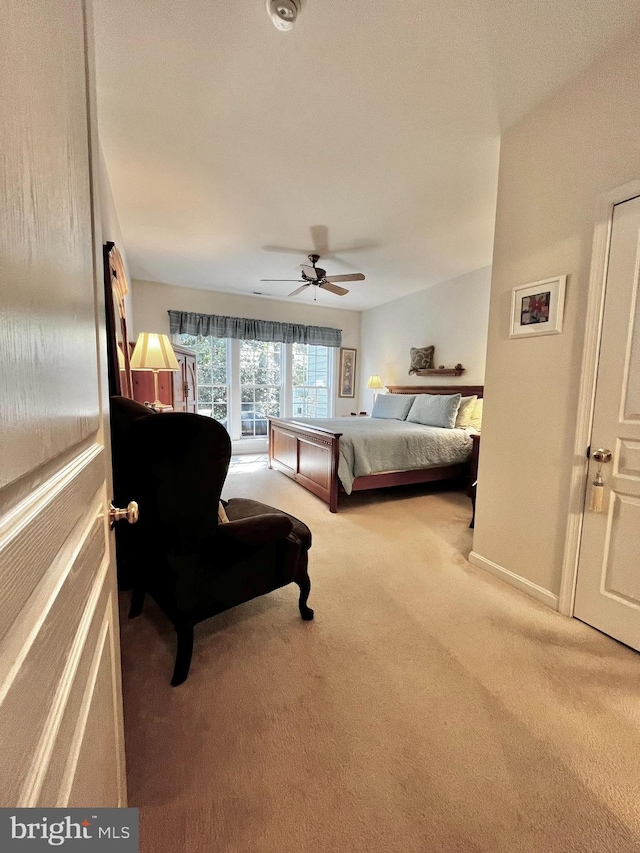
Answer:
[268,418,342,512]
[269,416,476,513]
[269,389,482,512]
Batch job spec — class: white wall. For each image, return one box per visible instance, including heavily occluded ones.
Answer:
[473,30,640,600]
[359,267,491,405]
[132,280,362,416]
[98,144,133,321]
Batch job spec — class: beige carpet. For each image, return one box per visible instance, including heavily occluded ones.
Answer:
[120,465,640,853]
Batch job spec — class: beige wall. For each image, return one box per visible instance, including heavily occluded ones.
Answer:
[132,280,362,416]
[473,32,640,598]
[359,267,491,404]
[98,144,133,321]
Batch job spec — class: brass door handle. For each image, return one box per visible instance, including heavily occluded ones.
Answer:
[109,501,139,527]
[592,448,612,464]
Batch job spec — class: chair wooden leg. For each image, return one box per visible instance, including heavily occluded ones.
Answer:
[128,586,145,619]
[296,570,314,621]
[171,624,194,686]
[469,480,477,529]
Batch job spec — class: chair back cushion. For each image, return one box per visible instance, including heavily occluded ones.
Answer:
[130,414,231,556]
[110,396,156,505]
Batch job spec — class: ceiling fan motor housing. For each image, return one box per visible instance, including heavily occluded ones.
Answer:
[266,0,301,31]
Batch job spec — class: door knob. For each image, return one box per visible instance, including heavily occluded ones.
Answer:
[592,448,612,464]
[109,501,139,527]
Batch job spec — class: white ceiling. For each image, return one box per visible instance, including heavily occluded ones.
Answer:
[94,0,640,312]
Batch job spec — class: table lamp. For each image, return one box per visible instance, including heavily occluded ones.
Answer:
[366,375,384,404]
[130,332,180,409]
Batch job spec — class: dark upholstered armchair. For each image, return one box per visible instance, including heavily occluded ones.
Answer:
[110,397,313,685]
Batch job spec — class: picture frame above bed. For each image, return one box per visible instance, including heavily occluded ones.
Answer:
[338,347,357,398]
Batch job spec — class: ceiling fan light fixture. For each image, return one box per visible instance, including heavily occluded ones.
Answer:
[266,0,301,32]
[262,252,365,299]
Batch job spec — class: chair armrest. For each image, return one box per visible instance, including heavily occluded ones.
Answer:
[217,513,293,545]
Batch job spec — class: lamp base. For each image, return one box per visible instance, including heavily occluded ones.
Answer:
[150,370,170,410]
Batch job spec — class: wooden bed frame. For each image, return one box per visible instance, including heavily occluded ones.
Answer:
[268,385,483,512]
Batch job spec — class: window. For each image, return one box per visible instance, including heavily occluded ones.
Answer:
[180,334,229,425]
[179,335,334,439]
[239,340,282,437]
[292,344,330,418]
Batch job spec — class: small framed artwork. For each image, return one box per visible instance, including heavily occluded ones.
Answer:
[339,347,357,398]
[510,275,566,338]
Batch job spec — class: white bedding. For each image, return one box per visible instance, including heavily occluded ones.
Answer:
[290,417,474,494]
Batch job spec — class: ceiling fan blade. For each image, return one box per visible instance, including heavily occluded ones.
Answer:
[309,225,329,254]
[318,253,357,270]
[300,264,319,280]
[260,279,304,282]
[332,240,380,254]
[324,273,365,283]
[319,282,349,296]
[288,284,311,297]
[262,245,311,255]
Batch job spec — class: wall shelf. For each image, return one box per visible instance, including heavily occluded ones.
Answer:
[414,368,465,377]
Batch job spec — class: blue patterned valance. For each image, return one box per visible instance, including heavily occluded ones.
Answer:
[168,310,342,348]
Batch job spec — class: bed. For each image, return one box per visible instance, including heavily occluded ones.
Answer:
[268,385,483,512]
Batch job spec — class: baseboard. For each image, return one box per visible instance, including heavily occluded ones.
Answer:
[232,439,268,454]
[468,551,559,610]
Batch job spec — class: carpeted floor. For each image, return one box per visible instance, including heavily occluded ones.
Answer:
[120,466,640,853]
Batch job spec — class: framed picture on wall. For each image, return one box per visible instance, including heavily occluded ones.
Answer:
[338,347,357,398]
[510,275,566,338]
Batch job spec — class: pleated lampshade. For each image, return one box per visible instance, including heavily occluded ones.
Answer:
[130,333,180,372]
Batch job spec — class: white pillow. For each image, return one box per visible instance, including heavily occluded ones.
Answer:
[468,397,483,432]
[406,393,462,429]
[371,393,415,420]
[455,395,478,429]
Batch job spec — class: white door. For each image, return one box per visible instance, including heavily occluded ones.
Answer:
[574,195,640,648]
[0,0,127,806]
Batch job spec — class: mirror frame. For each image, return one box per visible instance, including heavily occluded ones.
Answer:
[103,241,133,398]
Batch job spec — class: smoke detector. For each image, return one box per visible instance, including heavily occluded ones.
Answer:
[266,0,301,31]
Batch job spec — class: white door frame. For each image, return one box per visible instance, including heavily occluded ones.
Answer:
[559,179,640,616]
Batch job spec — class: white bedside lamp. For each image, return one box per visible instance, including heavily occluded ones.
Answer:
[130,332,180,409]
[366,375,384,405]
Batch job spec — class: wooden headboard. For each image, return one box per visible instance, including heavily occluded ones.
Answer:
[387,385,484,398]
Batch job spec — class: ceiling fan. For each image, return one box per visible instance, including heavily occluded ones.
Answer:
[260,254,365,299]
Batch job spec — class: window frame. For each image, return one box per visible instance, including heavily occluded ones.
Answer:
[236,338,284,439]
[177,335,335,441]
[290,343,334,419]
[180,334,231,426]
